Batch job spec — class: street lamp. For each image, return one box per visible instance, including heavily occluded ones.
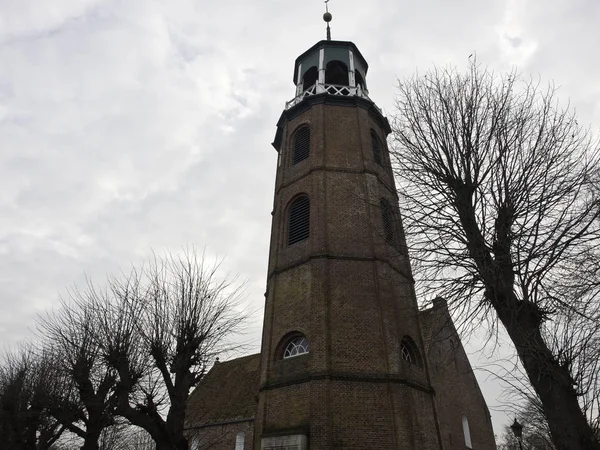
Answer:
[510,418,524,450]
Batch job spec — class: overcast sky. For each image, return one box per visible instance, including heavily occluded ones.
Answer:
[1,0,598,440]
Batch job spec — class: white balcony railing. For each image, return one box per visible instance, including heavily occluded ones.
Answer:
[285,83,376,110]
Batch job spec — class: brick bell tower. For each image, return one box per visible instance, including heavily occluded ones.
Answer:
[254,11,444,450]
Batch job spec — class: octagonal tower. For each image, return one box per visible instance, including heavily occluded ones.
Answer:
[254,37,444,450]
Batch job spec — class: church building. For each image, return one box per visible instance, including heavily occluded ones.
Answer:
[185,12,497,450]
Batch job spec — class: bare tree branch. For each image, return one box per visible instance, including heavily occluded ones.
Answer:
[37,289,119,450]
[94,249,247,450]
[0,344,66,449]
[391,60,600,449]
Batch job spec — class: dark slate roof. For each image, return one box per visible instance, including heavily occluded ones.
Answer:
[185,353,260,428]
[292,40,369,83]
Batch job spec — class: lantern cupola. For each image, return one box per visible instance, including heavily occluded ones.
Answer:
[286,40,372,110]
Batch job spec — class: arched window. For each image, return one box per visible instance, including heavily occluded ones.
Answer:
[288,196,310,245]
[400,336,421,366]
[302,66,318,92]
[292,126,310,165]
[380,199,394,243]
[371,130,382,166]
[283,335,310,358]
[462,414,472,449]
[235,432,245,450]
[325,60,349,86]
[355,70,366,90]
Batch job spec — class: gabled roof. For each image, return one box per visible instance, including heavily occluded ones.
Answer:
[185,353,261,428]
[418,297,457,352]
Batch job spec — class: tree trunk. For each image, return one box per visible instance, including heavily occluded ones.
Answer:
[81,432,101,450]
[455,188,599,449]
[154,438,188,450]
[499,307,600,450]
[165,390,189,450]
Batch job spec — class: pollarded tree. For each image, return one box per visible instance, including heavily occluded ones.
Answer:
[390,62,600,449]
[0,345,66,450]
[38,293,119,450]
[93,250,246,450]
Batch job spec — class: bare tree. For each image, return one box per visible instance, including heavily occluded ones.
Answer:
[93,250,246,450]
[38,293,119,450]
[50,424,155,450]
[0,345,66,449]
[96,423,155,450]
[390,61,600,449]
[497,397,555,449]
[549,238,600,434]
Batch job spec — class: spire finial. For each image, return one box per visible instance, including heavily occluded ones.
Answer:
[323,0,332,40]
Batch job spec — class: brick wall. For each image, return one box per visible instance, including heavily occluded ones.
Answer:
[187,421,254,450]
[422,299,497,450]
[255,96,444,449]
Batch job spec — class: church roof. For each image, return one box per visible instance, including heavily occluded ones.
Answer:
[185,353,260,428]
[418,297,455,351]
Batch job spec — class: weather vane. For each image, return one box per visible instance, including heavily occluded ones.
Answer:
[323,0,332,41]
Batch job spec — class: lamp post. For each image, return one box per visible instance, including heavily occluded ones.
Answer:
[510,418,524,450]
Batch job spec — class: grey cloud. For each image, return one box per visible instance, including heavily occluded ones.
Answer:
[1,0,598,437]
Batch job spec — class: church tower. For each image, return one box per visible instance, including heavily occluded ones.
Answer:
[185,10,497,450]
[254,12,444,450]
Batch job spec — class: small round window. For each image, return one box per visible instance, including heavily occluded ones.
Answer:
[283,336,309,359]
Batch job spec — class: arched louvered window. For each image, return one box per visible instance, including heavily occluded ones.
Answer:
[292,126,310,165]
[400,336,421,366]
[380,199,394,243]
[371,130,382,166]
[288,196,310,245]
